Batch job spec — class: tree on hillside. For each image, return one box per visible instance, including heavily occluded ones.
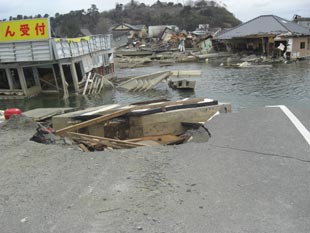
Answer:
[195,0,208,8]
[6,1,241,36]
[125,0,139,9]
[96,16,112,33]
[87,4,99,16]
[87,4,99,29]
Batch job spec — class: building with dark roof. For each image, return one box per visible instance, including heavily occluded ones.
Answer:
[293,15,310,29]
[217,15,310,59]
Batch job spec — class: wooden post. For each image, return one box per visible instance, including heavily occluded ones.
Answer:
[98,75,106,93]
[59,63,69,99]
[70,62,79,94]
[88,73,94,95]
[17,67,28,96]
[93,75,100,94]
[5,68,14,90]
[262,37,266,55]
[82,72,92,95]
[51,65,60,91]
[266,37,270,57]
[32,67,42,90]
[79,143,90,152]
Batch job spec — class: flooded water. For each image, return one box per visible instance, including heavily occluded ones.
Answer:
[1,60,309,112]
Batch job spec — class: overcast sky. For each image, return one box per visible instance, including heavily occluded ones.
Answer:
[0,0,309,22]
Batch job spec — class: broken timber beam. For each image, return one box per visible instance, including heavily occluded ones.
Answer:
[68,132,145,149]
[55,106,134,136]
[55,98,208,136]
[131,98,205,111]
[125,134,183,145]
[78,143,90,152]
[78,137,125,150]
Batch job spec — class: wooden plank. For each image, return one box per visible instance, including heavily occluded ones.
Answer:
[55,98,211,136]
[78,143,90,152]
[128,104,229,138]
[130,98,169,105]
[55,106,134,136]
[55,99,205,135]
[126,134,182,144]
[131,98,205,111]
[82,72,92,95]
[75,136,124,149]
[135,140,162,146]
[68,132,145,148]
[52,104,124,130]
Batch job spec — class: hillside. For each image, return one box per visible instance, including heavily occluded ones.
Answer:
[51,1,241,37]
[3,1,242,37]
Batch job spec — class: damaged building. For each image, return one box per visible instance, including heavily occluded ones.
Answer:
[111,23,148,48]
[217,15,310,59]
[0,18,114,99]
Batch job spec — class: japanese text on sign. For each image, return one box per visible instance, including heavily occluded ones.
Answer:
[0,18,49,42]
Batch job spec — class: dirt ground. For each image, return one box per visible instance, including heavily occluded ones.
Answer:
[1,114,309,233]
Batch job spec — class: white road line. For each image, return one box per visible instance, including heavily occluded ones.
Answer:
[267,105,310,146]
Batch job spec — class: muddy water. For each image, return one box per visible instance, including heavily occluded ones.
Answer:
[1,60,309,112]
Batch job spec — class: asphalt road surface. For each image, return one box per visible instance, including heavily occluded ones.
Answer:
[0,107,309,233]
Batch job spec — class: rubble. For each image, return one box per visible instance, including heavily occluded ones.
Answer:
[4,45,301,152]
[51,98,231,152]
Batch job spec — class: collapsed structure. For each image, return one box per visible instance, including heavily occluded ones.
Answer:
[51,98,231,151]
[0,18,114,99]
[217,15,310,59]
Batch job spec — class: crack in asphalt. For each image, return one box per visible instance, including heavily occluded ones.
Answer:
[210,144,310,163]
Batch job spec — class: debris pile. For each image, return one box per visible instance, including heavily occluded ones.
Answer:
[7,98,230,152]
[79,72,114,95]
[114,32,214,69]
[52,98,231,152]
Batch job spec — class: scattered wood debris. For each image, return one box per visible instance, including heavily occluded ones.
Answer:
[51,98,231,152]
[117,71,172,92]
[69,132,145,150]
[81,73,114,95]
[55,106,134,136]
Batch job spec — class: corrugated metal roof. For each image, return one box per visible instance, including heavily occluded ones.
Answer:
[53,35,112,60]
[0,35,112,63]
[218,15,310,39]
[0,41,53,62]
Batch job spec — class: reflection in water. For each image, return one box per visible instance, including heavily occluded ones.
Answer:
[0,60,309,112]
